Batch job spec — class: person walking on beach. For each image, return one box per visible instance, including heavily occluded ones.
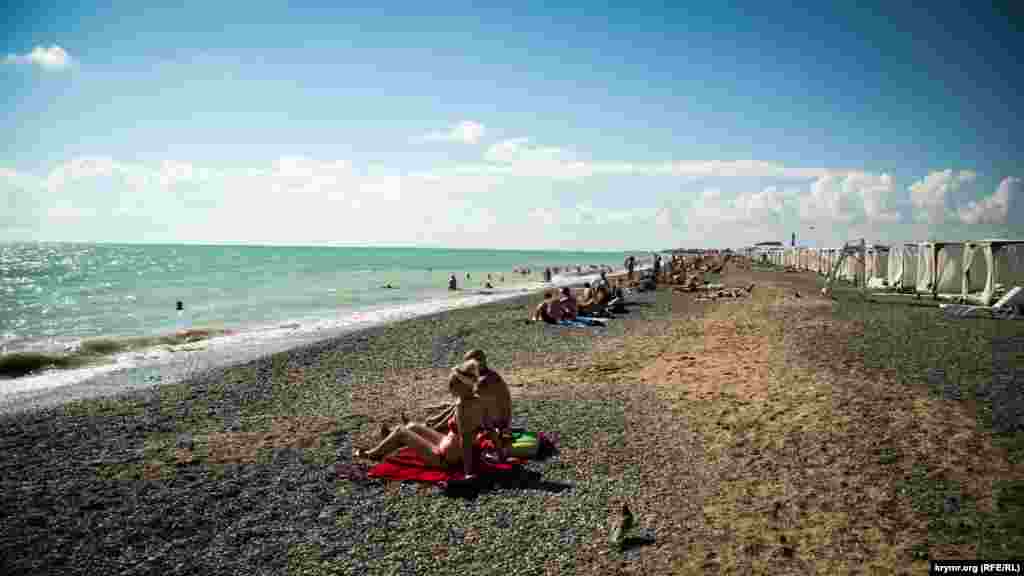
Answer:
[625,256,636,280]
[543,267,553,283]
[448,274,458,291]
[652,253,661,284]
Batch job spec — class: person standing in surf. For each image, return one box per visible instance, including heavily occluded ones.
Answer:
[175,300,188,334]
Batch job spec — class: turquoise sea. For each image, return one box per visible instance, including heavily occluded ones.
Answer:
[1,242,631,356]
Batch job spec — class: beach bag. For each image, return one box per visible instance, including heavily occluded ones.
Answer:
[509,431,540,458]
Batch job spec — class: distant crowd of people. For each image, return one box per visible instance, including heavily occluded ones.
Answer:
[531,270,626,324]
[444,263,619,292]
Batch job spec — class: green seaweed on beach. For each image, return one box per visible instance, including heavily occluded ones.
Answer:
[0,329,236,380]
[79,338,128,355]
[0,352,93,378]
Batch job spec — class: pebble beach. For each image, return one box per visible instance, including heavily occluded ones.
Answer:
[0,276,681,575]
[2,262,1022,575]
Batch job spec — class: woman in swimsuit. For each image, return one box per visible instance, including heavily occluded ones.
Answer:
[356,360,489,478]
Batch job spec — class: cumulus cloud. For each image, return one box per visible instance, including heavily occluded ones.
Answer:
[908,169,977,224]
[799,171,899,224]
[420,121,485,144]
[4,45,74,70]
[689,186,791,228]
[957,176,1020,225]
[11,145,1019,249]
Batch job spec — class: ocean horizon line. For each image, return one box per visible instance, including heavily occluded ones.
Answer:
[0,239,653,254]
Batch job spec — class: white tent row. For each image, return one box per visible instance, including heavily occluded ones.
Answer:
[855,240,1024,303]
[961,240,1024,305]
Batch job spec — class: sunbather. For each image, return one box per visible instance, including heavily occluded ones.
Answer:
[532,291,565,324]
[356,360,492,477]
[425,349,511,434]
[577,282,604,316]
[559,286,579,319]
[581,282,593,303]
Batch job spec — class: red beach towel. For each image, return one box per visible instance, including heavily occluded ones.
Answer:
[366,447,520,485]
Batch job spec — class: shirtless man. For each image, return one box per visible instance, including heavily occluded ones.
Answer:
[532,291,565,324]
[424,350,511,437]
[559,286,579,320]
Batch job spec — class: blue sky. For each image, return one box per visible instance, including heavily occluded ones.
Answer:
[3,1,1022,250]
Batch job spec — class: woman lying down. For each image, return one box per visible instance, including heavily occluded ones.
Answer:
[354,360,504,479]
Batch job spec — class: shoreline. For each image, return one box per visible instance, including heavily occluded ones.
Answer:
[0,266,632,415]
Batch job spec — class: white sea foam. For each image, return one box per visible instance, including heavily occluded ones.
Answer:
[0,270,611,413]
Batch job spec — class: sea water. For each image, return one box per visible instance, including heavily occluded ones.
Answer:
[0,242,630,402]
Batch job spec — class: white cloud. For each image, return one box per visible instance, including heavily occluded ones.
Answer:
[908,169,977,225]
[484,138,565,163]
[528,207,558,227]
[438,152,833,182]
[957,176,1020,225]
[4,45,74,70]
[10,145,1021,249]
[799,171,899,224]
[420,121,485,144]
[654,160,827,180]
[690,186,791,228]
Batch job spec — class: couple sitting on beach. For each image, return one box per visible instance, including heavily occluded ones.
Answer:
[532,283,621,324]
[532,288,574,324]
[354,350,512,480]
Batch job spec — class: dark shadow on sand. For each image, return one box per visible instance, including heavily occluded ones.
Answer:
[442,468,574,499]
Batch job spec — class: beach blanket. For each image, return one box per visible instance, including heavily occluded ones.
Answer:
[366,447,519,486]
[559,317,607,328]
[365,431,555,487]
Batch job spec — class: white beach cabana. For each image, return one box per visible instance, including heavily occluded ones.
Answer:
[825,248,837,276]
[961,240,1024,305]
[839,246,865,284]
[915,241,965,298]
[865,246,889,285]
[886,243,918,291]
[821,249,833,275]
